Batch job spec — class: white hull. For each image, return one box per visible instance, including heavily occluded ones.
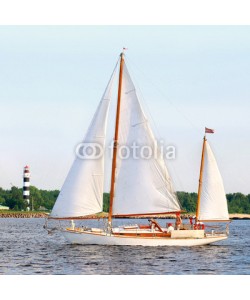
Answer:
[61,229,228,247]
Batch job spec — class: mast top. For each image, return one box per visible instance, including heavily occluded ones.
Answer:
[121,47,128,57]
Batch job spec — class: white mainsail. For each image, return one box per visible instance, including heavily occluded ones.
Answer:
[50,68,117,218]
[112,63,181,216]
[199,141,229,221]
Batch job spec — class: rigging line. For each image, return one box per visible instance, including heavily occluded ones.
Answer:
[124,56,184,196]
[124,57,164,141]
[124,57,187,194]
[125,56,201,132]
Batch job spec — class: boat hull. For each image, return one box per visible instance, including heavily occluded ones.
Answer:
[61,229,227,246]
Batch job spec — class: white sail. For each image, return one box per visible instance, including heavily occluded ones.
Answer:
[112,63,181,216]
[50,68,116,218]
[199,141,229,221]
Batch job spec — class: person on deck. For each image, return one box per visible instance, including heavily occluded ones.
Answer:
[175,213,182,230]
[167,223,174,233]
[189,215,195,229]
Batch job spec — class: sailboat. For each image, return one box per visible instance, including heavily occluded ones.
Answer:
[47,51,230,246]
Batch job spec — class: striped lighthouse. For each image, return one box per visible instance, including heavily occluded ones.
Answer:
[23,165,30,211]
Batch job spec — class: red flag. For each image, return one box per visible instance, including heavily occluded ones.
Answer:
[205,127,215,134]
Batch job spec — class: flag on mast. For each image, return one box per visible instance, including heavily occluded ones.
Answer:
[205,127,215,134]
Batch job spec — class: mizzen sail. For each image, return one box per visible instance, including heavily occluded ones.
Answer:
[198,141,229,221]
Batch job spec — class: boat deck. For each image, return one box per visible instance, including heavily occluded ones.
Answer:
[65,226,209,239]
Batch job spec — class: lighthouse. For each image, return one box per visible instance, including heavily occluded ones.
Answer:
[23,165,30,211]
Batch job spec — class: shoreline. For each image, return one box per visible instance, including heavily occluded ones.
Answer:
[229,214,250,220]
[0,211,250,220]
[0,212,49,218]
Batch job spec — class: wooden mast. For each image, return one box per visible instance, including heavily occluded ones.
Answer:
[108,52,125,225]
[196,135,207,222]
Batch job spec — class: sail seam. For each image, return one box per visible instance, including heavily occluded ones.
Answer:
[125,89,136,94]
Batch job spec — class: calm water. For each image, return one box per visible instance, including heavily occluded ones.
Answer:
[0,218,249,275]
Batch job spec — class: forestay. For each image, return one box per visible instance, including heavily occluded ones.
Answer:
[199,141,229,221]
[112,63,181,216]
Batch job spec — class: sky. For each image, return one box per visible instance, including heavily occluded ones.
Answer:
[1,0,250,293]
[0,25,250,194]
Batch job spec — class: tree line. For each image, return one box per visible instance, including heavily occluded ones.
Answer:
[0,186,59,211]
[0,186,250,214]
